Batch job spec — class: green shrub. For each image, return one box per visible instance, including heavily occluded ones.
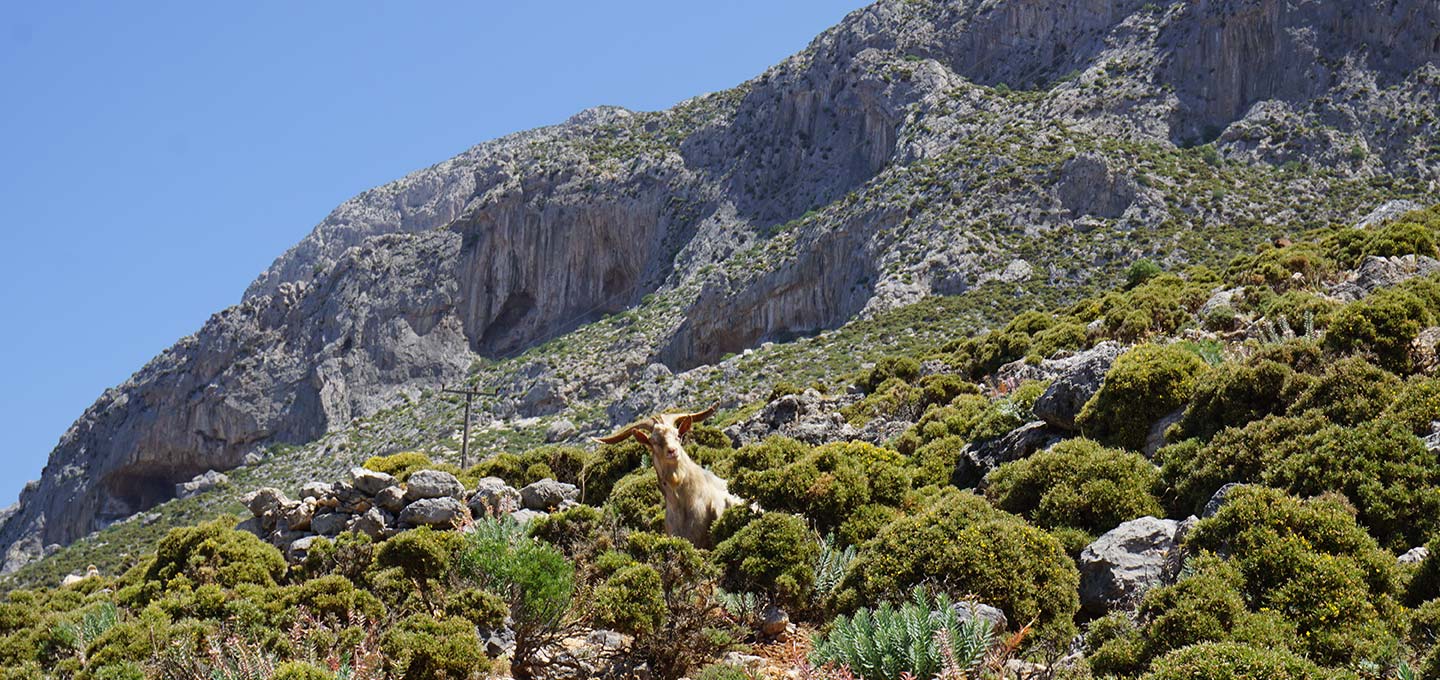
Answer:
[711,512,818,607]
[984,438,1163,535]
[1077,343,1209,450]
[859,356,921,392]
[375,526,462,599]
[145,517,286,592]
[282,574,385,623]
[612,532,737,680]
[692,663,750,680]
[1092,274,1210,342]
[380,614,485,680]
[1226,240,1336,291]
[1141,642,1333,680]
[1407,536,1440,605]
[731,441,910,540]
[1126,259,1163,289]
[445,588,507,630]
[1383,375,1440,435]
[363,451,433,481]
[606,468,664,532]
[1185,487,1402,666]
[837,489,1079,644]
[580,439,649,504]
[529,504,606,559]
[811,586,993,680]
[1129,556,1297,665]
[274,662,335,680]
[458,518,575,680]
[1326,206,1440,267]
[1285,356,1399,424]
[1174,360,1303,441]
[1326,287,1432,373]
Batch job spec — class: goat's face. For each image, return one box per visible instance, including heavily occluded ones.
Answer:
[595,403,719,469]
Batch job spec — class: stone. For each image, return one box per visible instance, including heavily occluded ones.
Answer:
[469,477,521,518]
[350,467,395,496]
[1032,342,1124,431]
[175,470,228,499]
[1331,255,1440,301]
[1079,517,1180,615]
[721,652,768,674]
[399,497,470,529]
[1400,546,1430,565]
[299,481,333,500]
[956,422,1065,487]
[234,516,265,538]
[951,601,1007,636]
[760,604,790,637]
[1142,407,1186,458]
[310,511,349,536]
[545,418,578,442]
[244,488,290,518]
[242,452,264,466]
[520,479,579,511]
[404,469,466,503]
[510,509,546,525]
[1202,483,1245,518]
[375,485,407,514]
[348,507,388,539]
[287,536,322,563]
[281,500,315,532]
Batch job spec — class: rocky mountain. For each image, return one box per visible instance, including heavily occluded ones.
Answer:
[5,0,1439,573]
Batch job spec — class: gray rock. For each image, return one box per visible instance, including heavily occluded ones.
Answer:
[281,500,315,532]
[1331,255,1440,301]
[375,485,407,514]
[545,419,578,443]
[242,452,264,466]
[1400,546,1430,565]
[1079,517,1180,615]
[952,601,1008,636]
[244,488,290,518]
[399,497,470,529]
[404,469,466,503]
[175,470,229,499]
[1198,288,1243,319]
[287,536,322,563]
[1202,483,1246,518]
[469,477,522,518]
[520,479,579,511]
[1355,199,1425,230]
[348,508,389,539]
[350,467,395,497]
[1033,342,1124,431]
[510,509,546,525]
[234,516,266,539]
[310,511,349,536]
[959,422,1066,487]
[1143,407,1187,458]
[761,604,790,637]
[299,481,333,500]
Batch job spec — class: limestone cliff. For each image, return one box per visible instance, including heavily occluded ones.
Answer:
[5,0,1439,571]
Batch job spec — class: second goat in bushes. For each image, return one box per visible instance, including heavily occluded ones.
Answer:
[596,404,744,548]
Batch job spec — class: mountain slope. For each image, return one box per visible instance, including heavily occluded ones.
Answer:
[5,0,1439,572]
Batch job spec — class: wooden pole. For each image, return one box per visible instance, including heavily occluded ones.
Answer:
[442,387,496,469]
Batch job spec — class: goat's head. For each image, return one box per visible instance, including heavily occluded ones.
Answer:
[593,403,719,466]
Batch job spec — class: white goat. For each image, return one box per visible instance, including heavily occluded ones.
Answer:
[595,403,744,548]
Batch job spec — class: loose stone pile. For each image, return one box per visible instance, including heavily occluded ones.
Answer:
[238,468,579,562]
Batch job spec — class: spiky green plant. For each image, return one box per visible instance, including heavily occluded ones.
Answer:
[54,601,117,664]
[810,586,994,680]
[813,532,857,597]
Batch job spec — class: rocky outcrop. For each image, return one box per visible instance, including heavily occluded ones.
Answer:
[1033,342,1125,431]
[8,0,1440,571]
[723,389,912,447]
[1078,516,1180,615]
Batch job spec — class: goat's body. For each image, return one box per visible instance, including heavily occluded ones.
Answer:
[657,459,743,549]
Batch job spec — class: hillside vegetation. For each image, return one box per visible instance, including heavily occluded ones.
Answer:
[6,204,1440,679]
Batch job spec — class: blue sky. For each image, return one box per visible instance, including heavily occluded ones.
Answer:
[0,1,870,506]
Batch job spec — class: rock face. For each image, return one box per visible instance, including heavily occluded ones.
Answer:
[7,0,1440,571]
[1078,517,1180,615]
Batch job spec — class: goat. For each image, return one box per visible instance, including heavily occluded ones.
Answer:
[595,403,744,548]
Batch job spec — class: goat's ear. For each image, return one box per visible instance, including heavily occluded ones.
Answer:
[633,429,651,445]
[677,415,695,435]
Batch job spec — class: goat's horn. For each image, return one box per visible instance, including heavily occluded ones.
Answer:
[593,423,648,445]
[682,402,720,422]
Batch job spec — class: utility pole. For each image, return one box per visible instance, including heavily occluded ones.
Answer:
[442,386,496,469]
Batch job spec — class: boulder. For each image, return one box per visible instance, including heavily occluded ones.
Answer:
[469,477,522,518]
[175,470,228,499]
[520,479,579,511]
[1142,407,1186,458]
[957,422,1065,487]
[1331,254,1440,301]
[348,507,389,539]
[545,419,578,443]
[310,511,349,536]
[350,467,395,496]
[287,536,322,563]
[281,500,315,532]
[1032,341,1124,431]
[404,469,466,503]
[244,487,290,518]
[375,485,407,514]
[1202,483,1245,518]
[952,601,1008,636]
[299,481,333,500]
[234,516,265,538]
[510,509,546,525]
[1079,517,1180,615]
[399,497,470,529]
[1400,546,1431,565]
[761,604,790,637]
